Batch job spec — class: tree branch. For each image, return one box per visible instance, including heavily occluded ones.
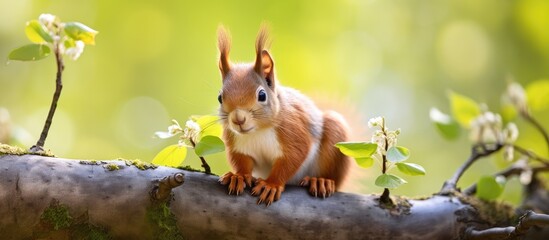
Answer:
[2,154,543,239]
[466,211,549,240]
[439,143,504,194]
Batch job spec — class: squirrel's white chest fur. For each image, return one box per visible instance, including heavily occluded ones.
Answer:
[233,128,282,178]
[232,127,320,183]
[233,128,282,160]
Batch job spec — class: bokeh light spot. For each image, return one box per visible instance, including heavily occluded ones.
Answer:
[436,20,492,82]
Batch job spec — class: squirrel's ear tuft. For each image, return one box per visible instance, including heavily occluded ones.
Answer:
[254,24,275,88]
[217,25,231,78]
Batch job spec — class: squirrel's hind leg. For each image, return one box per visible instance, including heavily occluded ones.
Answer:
[299,111,351,198]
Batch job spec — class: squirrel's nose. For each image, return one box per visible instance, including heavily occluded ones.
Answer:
[232,109,247,125]
[232,117,246,126]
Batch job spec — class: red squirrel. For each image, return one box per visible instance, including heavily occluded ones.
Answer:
[217,25,351,205]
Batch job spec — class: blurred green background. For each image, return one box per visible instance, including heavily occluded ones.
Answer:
[1,0,548,203]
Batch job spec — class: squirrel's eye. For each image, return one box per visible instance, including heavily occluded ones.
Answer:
[258,89,267,102]
[218,94,223,104]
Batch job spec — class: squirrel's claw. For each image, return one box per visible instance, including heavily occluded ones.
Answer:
[300,176,310,186]
[252,179,284,206]
[251,178,265,196]
[300,176,336,198]
[219,171,252,196]
[219,172,232,185]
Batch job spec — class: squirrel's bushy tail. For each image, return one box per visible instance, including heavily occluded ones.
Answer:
[311,94,371,193]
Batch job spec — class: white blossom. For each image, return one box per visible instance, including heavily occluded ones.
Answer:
[469,111,504,143]
[386,130,398,148]
[178,139,187,148]
[368,117,402,157]
[368,116,384,128]
[514,158,532,184]
[65,40,85,60]
[182,119,201,141]
[503,145,514,161]
[168,124,183,135]
[154,120,183,139]
[370,129,400,155]
[484,112,496,124]
[38,13,56,28]
[371,133,386,155]
[185,120,200,133]
[520,168,533,185]
[503,122,519,143]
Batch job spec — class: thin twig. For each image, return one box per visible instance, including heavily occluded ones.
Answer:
[512,144,549,166]
[189,138,211,174]
[30,40,64,153]
[466,211,549,240]
[379,119,392,205]
[439,143,504,194]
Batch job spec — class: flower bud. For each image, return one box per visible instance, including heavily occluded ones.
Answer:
[507,82,527,113]
[503,145,514,161]
[503,122,519,143]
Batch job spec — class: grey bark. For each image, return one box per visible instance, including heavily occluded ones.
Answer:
[0,154,545,239]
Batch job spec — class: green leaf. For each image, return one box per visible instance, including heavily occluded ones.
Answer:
[375,174,407,189]
[430,108,461,140]
[476,176,505,200]
[335,142,378,158]
[386,146,410,162]
[396,162,426,176]
[8,44,51,61]
[25,20,53,43]
[449,91,481,128]
[355,157,374,168]
[64,22,98,45]
[193,115,223,139]
[152,144,187,167]
[526,79,549,111]
[194,135,225,157]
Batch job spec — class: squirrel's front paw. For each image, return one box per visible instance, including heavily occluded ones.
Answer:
[300,176,336,198]
[251,178,285,206]
[219,172,252,195]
